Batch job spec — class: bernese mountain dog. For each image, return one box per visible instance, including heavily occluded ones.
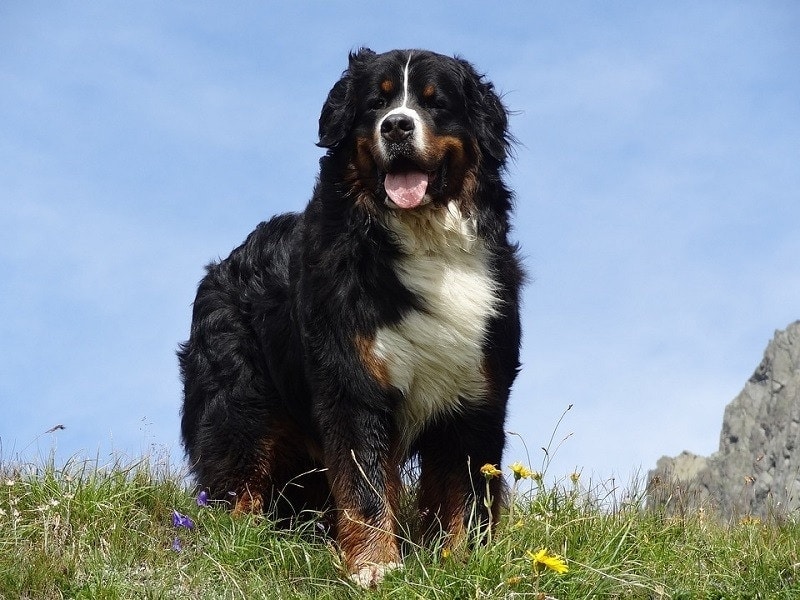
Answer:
[179,48,523,587]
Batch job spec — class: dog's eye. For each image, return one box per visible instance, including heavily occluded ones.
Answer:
[419,83,450,111]
[421,93,449,111]
[368,97,388,111]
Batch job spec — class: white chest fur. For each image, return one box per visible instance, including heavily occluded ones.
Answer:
[374,202,500,449]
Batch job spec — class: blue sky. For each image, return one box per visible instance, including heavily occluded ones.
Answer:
[1,3,798,488]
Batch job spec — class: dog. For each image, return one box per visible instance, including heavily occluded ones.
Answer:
[179,48,523,587]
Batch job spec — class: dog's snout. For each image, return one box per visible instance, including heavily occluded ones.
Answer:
[380,113,415,143]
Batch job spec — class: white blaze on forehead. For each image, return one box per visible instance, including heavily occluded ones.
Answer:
[376,52,426,161]
[400,52,412,108]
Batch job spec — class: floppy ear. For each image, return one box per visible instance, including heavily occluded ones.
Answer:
[457,58,511,164]
[317,48,377,149]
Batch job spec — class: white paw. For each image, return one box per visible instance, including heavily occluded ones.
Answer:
[348,561,402,587]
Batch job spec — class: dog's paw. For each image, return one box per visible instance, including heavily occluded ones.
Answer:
[348,561,402,588]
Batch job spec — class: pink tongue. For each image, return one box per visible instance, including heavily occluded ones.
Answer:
[384,171,429,209]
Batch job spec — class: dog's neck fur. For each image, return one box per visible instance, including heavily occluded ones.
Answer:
[381,200,479,254]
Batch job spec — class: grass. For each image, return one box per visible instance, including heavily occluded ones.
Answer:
[1,452,799,599]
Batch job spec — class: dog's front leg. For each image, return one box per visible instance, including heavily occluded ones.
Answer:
[416,407,508,549]
[318,405,402,587]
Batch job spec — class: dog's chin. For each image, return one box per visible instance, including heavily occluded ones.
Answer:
[383,192,434,210]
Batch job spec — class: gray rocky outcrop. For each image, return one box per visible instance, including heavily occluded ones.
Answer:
[648,320,800,519]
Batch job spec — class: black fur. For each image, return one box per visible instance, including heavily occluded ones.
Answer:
[179,48,523,583]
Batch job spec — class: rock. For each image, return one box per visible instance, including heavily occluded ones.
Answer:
[648,321,800,519]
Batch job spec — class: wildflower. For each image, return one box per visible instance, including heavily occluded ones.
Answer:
[441,548,451,559]
[527,548,568,574]
[509,462,533,481]
[172,510,195,529]
[480,463,502,479]
[570,471,581,485]
[35,498,59,512]
[196,490,209,507]
[172,537,183,552]
[530,470,543,484]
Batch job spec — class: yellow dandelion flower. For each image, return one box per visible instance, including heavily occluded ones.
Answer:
[527,548,568,574]
[441,548,451,559]
[570,471,581,484]
[480,463,502,479]
[509,461,533,481]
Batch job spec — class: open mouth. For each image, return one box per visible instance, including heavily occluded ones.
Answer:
[381,157,442,210]
[384,170,430,209]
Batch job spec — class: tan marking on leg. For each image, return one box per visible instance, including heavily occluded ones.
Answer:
[232,484,264,515]
[354,334,390,387]
[419,469,468,546]
[332,448,403,585]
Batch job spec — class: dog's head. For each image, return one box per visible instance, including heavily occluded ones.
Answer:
[318,48,510,211]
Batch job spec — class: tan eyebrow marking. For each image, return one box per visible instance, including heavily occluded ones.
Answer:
[422,84,436,99]
[380,79,394,94]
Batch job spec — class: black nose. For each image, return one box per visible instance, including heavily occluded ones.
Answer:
[380,113,414,142]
